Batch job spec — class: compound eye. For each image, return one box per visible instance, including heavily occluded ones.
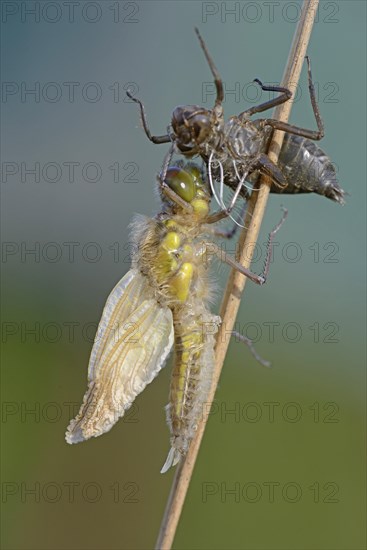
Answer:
[171,106,194,134]
[192,115,211,143]
[178,127,192,145]
[171,110,183,133]
[165,167,195,203]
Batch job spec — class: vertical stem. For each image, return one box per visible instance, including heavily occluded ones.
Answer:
[155,1,320,548]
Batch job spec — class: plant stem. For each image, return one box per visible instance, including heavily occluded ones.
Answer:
[155,1,320,548]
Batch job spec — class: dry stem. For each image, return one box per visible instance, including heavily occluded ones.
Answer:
[155,1,320,548]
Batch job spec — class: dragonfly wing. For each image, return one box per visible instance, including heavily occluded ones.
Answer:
[66,269,174,444]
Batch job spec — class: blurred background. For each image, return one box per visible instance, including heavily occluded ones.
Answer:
[1,1,365,549]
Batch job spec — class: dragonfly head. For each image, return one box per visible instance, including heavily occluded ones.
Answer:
[164,164,210,218]
[171,105,213,154]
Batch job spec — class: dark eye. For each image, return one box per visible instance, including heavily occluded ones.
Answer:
[165,167,195,203]
[171,106,212,150]
[192,114,211,143]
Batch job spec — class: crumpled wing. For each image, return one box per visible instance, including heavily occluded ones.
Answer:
[66,269,174,444]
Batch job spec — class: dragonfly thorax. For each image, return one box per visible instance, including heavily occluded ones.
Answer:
[225,117,269,159]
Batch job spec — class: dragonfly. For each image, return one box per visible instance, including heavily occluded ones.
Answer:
[127,28,345,217]
[66,162,286,472]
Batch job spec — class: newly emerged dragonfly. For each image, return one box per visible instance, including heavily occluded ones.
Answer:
[66,163,286,472]
[127,28,345,213]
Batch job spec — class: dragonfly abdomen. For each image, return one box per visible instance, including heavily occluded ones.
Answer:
[161,306,219,473]
[274,134,345,204]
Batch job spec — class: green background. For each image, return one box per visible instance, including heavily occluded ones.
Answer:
[1,1,365,549]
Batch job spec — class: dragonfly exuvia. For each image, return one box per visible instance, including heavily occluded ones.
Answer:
[127,28,346,217]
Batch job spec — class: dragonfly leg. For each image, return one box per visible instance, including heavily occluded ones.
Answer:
[212,208,247,239]
[256,153,287,188]
[256,57,324,140]
[205,206,288,284]
[230,331,271,368]
[206,209,233,225]
[261,206,288,280]
[204,241,265,284]
[239,82,292,118]
[206,184,248,235]
[206,180,247,224]
[195,27,224,108]
[305,55,325,138]
[126,91,171,144]
[213,225,239,240]
[208,198,248,239]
